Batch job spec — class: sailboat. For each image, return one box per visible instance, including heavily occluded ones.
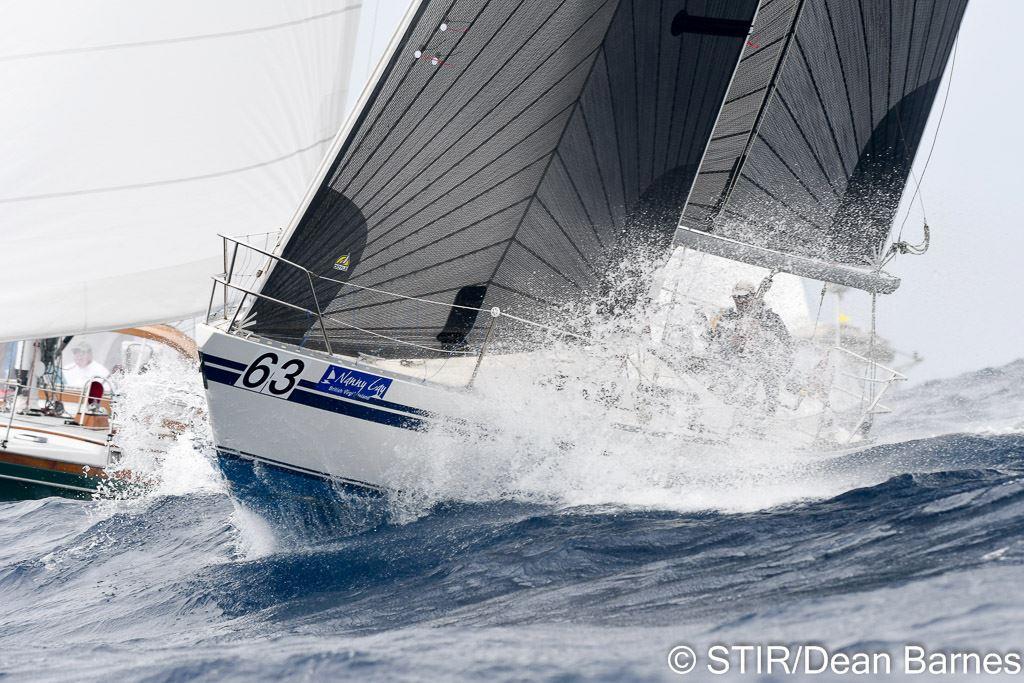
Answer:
[197,0,967,497]
[1,2,374,498]
[0,328,198,499]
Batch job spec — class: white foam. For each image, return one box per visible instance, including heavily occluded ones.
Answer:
[385,258,881,521]
[97,352,223,502]
[227,503,278,559]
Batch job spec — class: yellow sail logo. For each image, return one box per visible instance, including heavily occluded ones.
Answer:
[333,254,351,272]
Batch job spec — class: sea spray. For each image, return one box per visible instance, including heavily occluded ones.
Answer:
[384,254,857,521]
[96,350,220,501]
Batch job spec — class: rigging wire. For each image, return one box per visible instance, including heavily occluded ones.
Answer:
[892,36,959,247]
[810,283,827,343]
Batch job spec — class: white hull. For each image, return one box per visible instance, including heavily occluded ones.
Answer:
[198,324,462,491]
[199,319,889,494]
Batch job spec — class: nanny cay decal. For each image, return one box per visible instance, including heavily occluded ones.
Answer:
[316,365,392,401]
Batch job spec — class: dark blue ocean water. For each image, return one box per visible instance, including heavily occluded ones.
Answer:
[1,361,1023,681]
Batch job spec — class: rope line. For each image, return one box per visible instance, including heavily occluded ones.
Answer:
[314,270,591,341]
[810,283,827,343]
[889,36,958,257]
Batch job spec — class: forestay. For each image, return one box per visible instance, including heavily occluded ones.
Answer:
[676,0,968,293]
[252,0,760,357]
[0,1,373,342]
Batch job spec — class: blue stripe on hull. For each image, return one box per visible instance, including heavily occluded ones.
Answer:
[288,388,425,431]
[199,351,427,431]
[199,352,247,372]
[296,379,431,417]
[201,364,241,386]
[200,373,425,431]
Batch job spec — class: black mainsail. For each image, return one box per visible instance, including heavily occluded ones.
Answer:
[249,0,759,355]
[677,0,968,293]
[246,0,967,357]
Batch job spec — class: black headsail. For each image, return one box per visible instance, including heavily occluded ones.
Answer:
[677,0,968,293]
[248,0,759,356]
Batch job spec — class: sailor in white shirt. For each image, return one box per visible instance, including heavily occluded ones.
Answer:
[62,341,109,388]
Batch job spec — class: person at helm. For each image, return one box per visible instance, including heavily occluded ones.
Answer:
[62,341,110,388]
[705,279,794,414]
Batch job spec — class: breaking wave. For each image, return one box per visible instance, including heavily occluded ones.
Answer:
[1,320,1023,679]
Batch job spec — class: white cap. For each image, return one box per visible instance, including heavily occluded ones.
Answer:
[70,340,92,353]
[731,280,757,297]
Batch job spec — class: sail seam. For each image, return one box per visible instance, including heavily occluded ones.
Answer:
[900,0,918,102]
[672,34,706,173]
[664,14,687,185]
[821,0,862,152]
[856,0,876,136]
[706,0,805,227]
[337,0,562,224]
[510,239,587,290]
[553,150,607,248]
[681,37,720,166]
[350,10,605,246]
[486,282,549,307]
[358,103,578,261]
[921,1,955,90]
[793,37,851,179]
[887,0,893,114]
[738,172,822,228]
[0,137,334,204]
[738,34,786,64]
[756,134,830,207]
[602,52,630,224]
[771,92,843,200]
[577,107,618,233]
[354,198,532,280]
[481,19,616,293]
[913,1,938,96]
[0,4,362,62]
[630,1,642,201]
[650,0,665,187]
[535,198,601,276]
[711,126,760,144]
[723,85,770,109]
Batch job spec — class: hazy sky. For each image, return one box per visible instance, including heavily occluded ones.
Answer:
[354,1,1019,383]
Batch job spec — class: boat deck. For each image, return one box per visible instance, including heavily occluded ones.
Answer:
[8,413,109,446]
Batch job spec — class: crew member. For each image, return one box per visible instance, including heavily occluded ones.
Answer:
[706,279,794,414]
[62,341,109,387]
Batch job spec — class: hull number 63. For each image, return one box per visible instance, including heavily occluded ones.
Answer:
[238,353,306,397]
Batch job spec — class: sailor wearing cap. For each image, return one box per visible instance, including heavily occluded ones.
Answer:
[705,279,793,415]
[63,340,110,388]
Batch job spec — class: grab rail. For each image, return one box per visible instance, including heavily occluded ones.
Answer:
[213,235,497,315]
[2,378,118,447]
[828,345,907,382]
[207,235,520,370]
[73,376,111,419]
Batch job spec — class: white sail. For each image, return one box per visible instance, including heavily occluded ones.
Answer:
[0,0,372,343]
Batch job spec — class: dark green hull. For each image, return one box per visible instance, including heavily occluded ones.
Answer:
[0,458,100,502]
